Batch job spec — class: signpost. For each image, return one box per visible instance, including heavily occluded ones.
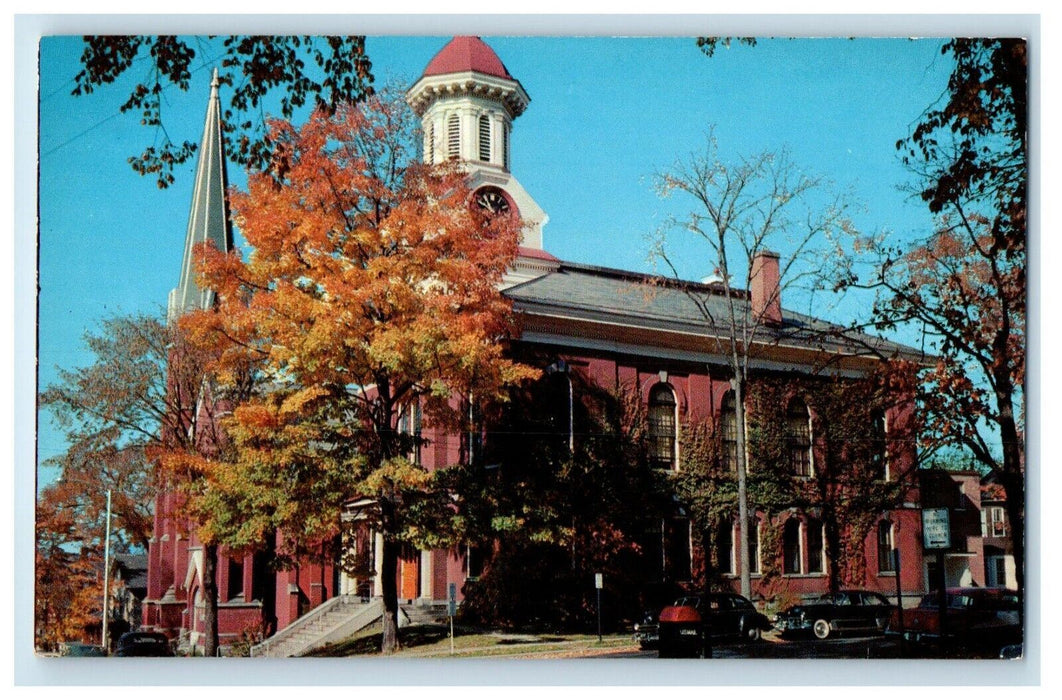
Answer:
[594,573,603,643]
[921,508,951,643]
[448,583,457,655]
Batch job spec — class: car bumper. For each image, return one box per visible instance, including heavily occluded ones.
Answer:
[774,617,811,633]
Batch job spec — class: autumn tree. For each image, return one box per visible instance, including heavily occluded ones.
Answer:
[37,312,207,647]
[180,89,536,654]
[72,35,373,187]
[653,136,856,598]
[35,482,108,651]
[835,39,1027,605]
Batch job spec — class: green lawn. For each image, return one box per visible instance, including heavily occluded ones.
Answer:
[305,623,635,658]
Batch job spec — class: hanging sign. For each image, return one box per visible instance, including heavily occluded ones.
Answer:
[922,508,951,550]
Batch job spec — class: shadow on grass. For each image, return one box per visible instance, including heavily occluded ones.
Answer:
[305,624,468,657]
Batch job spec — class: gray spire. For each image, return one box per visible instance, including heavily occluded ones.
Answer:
[168,68,232,324]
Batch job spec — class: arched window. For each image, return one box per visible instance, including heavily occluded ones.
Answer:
[783,519,802,574]
[877,521,895,573]
[648,383,677,470]
[447,113,460,160]
[425,121,435,165]
[871,409,888,480]
[807,518,825,574]
[478,114,491,161]
[721,390,738,473]
[786,398,812,477]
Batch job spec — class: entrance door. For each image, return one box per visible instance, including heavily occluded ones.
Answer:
[400,546,420,601]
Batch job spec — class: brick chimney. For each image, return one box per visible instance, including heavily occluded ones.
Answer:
[749,250,782,325]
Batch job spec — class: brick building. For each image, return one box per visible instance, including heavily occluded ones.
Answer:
[143,37,930,654]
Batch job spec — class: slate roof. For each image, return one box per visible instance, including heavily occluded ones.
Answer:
[504,260,925,363]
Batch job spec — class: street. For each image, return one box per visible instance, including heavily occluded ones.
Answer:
[600,633,896,660]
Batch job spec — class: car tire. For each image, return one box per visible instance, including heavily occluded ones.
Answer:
[742,620,762,641]
[812,619,832,640]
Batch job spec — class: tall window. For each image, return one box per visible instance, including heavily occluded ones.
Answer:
[478,114,491,161]
[985,506,1008,538]
[783,519,802,574]
[721,390,738,474]
[447,113,460,159]
[425,121,435,165]
[786,398,812,477]
[807,518,825,574]
[747,518,761,575]
[871,409,888,480]
[716,520,733,575]
[877,521,895,573]
[648,383,677,470]
[227,556,244,600]
[665,518,691,581]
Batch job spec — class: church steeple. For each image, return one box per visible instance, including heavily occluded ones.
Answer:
[407,37,548,251]
[168,68,232,324]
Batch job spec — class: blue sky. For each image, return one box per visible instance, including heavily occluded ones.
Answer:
[36,34,954,480]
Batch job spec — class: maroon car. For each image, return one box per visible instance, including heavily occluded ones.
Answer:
[886,587,1020,650]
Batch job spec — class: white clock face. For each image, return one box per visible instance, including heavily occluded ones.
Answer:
[475,188,511,214]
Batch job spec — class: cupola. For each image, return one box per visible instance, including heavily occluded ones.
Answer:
[406,37,548,255]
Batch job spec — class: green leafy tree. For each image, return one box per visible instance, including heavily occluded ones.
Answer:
[72,35,374,187]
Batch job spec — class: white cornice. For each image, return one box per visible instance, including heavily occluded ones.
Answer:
[406,71,530,118]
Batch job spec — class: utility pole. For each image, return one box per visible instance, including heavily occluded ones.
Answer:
[102,489,113,653]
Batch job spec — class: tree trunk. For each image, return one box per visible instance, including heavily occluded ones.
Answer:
[379,502,400,655]
[733,376,751,600]
[202,542,219,657]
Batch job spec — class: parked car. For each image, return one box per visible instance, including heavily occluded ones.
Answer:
[658,600,710,658]
[885,587,1020,651]
[639,593,772,655]
[59,642,106,657]
[774,590,894,640]
[114,631,174,657]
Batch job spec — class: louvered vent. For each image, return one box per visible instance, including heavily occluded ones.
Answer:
[478,114,491,161]
[447,114,460,160]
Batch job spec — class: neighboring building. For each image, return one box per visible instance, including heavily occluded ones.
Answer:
[111,553,148,634]
[919,469,987,591]
[144,37,931,651]
[981,474,1018,589]
[917,468,1018,593]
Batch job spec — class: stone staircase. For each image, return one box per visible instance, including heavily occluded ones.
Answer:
[250,597,451,657]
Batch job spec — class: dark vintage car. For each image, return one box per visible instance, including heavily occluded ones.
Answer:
[774,590,895,640]
[636,593,772,653]
[114,631,174,657]
[885,587,1020,651]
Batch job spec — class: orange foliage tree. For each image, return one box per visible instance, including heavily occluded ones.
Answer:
[836,40,1026,603]
[178,90,537,653]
